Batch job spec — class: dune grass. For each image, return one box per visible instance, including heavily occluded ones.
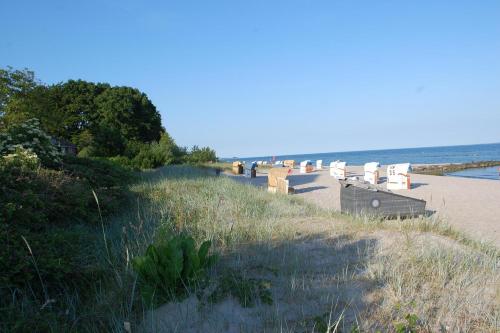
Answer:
[6,165,498,332]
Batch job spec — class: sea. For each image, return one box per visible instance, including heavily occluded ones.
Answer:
[224,143,500,181]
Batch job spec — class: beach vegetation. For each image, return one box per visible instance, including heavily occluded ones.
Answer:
[0,165,498,331]
[132,234,217,307]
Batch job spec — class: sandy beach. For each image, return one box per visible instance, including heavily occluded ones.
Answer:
[230,166,500,247]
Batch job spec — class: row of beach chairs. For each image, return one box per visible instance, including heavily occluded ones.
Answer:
[233,159,412,193]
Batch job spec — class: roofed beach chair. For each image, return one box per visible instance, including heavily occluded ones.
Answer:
[386,163,411,190]
[330,160,347,179]
[267,167,293,194]
[283,160,296,168]
[232,161,243,175]
[364,162,380,185]
[316,160,323,170]
[244,161,257,178]
[300,160,314,173]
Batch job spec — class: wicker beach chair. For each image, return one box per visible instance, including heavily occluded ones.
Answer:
[268,167,292,194]
[299,160,314,173]
[364,162,380,185]
[386,163,411,190]
[232,161,243,175]
[330,161,347,179]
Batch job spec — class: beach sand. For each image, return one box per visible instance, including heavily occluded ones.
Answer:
[230,166,500,247]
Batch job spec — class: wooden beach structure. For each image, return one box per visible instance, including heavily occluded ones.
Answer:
[232,161,243,175]
[340,179,426,218]
[267,167,292,194]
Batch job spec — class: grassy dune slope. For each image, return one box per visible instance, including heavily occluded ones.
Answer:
[24,166,496,332]
[108,166,497,332]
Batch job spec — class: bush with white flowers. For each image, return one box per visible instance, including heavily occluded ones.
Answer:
[1,146,41,170]
[0,118,61,166]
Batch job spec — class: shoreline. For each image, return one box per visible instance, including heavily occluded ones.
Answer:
[411,160,500,176]
[216,160,500,180]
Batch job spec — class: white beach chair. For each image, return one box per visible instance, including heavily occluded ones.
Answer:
[386,163,411,190]
[330,160,347,179]
[364,162,380,185]
[300,160,313,173]
[316,160,323,170]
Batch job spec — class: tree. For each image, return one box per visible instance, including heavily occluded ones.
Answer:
[187,145,217,163]
[1,68,165,157]
[0,67,38,125]
[94,86,163,144]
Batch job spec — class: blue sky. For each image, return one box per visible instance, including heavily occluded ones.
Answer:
[1,1,499,157]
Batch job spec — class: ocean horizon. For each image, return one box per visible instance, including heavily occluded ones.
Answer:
[224,142,500,166]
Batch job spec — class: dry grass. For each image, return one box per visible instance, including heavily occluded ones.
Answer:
[18,165,494,332]
[127,166,499,332]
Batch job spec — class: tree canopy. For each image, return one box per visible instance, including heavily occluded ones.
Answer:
[1,74,164,156]
[0,66,217,166]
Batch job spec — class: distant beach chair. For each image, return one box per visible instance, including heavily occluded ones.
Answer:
[316,160,323,170]
[283,160,296,168]
[364,162,380,185]
[244,161,257,178]
[330,161,347,179]
[232,161,243,175]
[268,167,293,194]
[386,163,411,190]
[300,160,314,173]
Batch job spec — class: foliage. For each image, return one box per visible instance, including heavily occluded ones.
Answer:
[0,66,38,119]
[1,76,164,156]
[1,146,40,170]
[393,313,422,333]
[0,118,61,166]
[61,155,133,189]
[208,271,273,308]
[132,235,217,307]
[1,67,219,167]
[0,224,101,292]
[0,155,132,303]
[130,133,178,169]
[186,145,217,164]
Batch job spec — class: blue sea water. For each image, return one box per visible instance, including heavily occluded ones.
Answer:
[225,143,500,180]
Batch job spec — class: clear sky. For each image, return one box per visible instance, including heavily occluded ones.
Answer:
[2,1,499,157]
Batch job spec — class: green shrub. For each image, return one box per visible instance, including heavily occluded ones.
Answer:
[0,118,61,167]
[0,155,132,299]
[0,225,102,293]
[186,145,217,164]
[132,235,217,307]
[1,146,40,170]
[62,155,133,188]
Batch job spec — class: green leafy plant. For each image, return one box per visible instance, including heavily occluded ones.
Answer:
[132,235,217,307]
[394,313,421,333]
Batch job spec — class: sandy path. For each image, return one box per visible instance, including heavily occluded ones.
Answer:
[230,166,500,247]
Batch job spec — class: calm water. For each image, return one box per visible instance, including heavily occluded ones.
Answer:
[446,166,500,181]
[225,143,500,180]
